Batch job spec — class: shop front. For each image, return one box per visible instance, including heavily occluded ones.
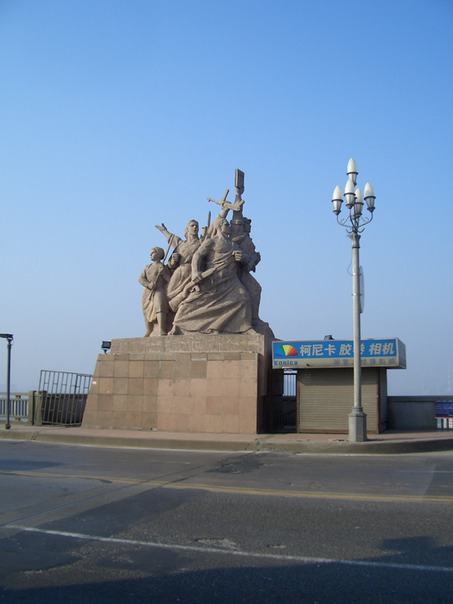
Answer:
[272,338,406,434]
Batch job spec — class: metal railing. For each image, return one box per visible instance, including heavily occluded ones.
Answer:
[1,372,93,426]
[0,392,29,422]
[283,370,297,398]
[269,370,297,432]
[35,370,92,426]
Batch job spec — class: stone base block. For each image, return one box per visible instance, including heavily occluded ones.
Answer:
[82,332,273,434]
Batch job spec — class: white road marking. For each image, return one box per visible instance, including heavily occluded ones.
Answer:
[5,524,453,574]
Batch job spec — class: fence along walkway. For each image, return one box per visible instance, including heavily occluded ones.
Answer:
[0,392,29,421]
[35,370,92,426]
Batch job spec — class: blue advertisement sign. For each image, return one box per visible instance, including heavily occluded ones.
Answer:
[435,401,453,418]
[272,338,406,369]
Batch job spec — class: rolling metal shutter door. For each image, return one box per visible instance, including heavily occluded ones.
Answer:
[297,368,380,433]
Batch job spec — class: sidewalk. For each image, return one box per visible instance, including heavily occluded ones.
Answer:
[1,423,453,454]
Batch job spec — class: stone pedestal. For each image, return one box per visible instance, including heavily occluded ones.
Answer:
[82,332,274,434]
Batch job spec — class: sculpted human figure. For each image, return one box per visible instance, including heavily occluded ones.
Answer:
[155,220,201,313]
[210,178,262,327]
[236,217,262,327]
[170,214,252,335]
[207,192,245,240]
[138,247,171,336]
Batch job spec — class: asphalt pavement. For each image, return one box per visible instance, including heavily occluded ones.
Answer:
[1,423,453,454]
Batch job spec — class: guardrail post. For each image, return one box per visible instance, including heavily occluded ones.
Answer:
[30,391,46,426]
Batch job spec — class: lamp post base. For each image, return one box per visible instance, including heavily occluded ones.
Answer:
[349,410,367,442]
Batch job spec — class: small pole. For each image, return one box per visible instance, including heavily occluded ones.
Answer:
[349,232,366,441]
[5,338,12,429]
[0,334,14,430]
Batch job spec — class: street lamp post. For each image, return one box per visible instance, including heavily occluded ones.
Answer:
[331,159,376,442]
[0,333,14,430]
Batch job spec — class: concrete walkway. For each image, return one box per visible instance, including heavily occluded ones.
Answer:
[1,423,453,454]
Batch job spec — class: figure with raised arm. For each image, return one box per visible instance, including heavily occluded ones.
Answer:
[210,171,263,326]
[155,219,201,313]
[170,210,252,335]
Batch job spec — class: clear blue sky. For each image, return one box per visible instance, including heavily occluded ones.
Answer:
[1,0,452,396]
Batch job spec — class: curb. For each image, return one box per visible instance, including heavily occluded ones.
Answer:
[259,438,453,455]
[1,428,453,455]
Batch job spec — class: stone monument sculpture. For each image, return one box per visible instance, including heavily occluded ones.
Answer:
[84,169,278,436]
[148,168,268,337]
